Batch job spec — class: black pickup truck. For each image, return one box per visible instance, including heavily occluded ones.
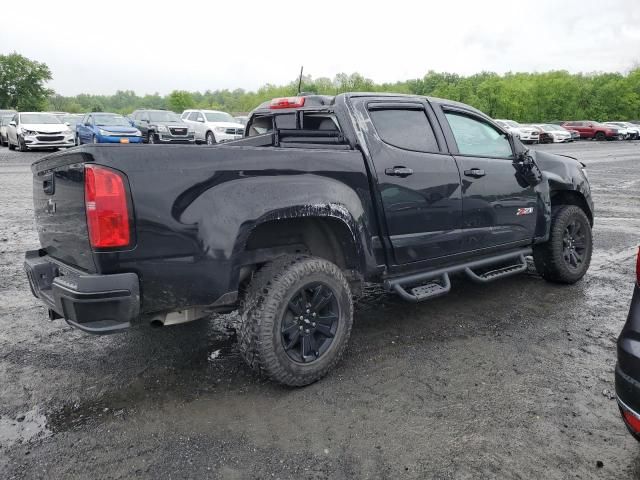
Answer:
[25,93,593,386]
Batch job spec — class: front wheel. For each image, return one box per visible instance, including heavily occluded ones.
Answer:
[595,131,606,141]
[533,205,592,284]
[206,131,216,145]
[147,131,155,144]
[238,255,353,386]
[8,137,15,150]
[18,136,28,152]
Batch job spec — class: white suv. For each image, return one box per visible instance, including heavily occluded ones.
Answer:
[181,109,244,144]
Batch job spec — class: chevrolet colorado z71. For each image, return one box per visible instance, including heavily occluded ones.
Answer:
[25,93,594,386]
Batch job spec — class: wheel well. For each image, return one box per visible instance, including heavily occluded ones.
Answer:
[550,190,593,225]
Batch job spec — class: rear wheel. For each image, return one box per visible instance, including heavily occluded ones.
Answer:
[92,135,98,144]
[595,131,606,141]
[75,134,81,146]
[533,205,592,284]
[238,255,353,386]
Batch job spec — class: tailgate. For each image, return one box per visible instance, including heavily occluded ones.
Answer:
[32,151,96,272]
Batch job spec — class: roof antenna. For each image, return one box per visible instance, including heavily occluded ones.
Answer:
[297,66,304,95]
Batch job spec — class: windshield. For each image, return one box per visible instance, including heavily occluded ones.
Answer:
[1,115,12,125]
[205,112,235,123]
[148,111,180,122]
[94,114,131,127]
[20,113,61,124]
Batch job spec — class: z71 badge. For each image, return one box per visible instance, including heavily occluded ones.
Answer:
[516,207,534,216]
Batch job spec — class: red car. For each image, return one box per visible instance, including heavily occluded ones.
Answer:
[562,121,619,140]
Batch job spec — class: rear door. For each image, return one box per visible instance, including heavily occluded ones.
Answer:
[437,107,537,252]
[353,98,463,265]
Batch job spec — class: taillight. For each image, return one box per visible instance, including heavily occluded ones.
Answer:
[621,403,640,435]
[84,164,131,249]
[270,96,305,109]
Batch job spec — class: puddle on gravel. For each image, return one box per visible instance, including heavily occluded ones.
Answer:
[0,406,51,447]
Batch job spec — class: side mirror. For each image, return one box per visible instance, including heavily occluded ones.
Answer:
[65,122,70,126]
[588,124,593,128]
[9,121,16,127]
[197,117,205,123]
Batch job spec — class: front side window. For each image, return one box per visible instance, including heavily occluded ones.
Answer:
[369,108,438,152]
[445,112,512,158]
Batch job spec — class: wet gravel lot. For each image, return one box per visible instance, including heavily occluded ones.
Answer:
[1,141,639,479]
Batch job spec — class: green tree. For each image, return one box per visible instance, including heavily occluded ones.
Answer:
[167,90,195,113]
[0,52,53,110]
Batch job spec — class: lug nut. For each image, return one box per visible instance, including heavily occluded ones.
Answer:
[305,329,310,334]
[312,322,316,327]
[299,325,303,330]
[312,312,316,317]
[306,309,310,313]
[299,316,304,320]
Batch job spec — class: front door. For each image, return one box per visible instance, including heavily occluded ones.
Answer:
[355,99,463,265]
[439,108,537,252]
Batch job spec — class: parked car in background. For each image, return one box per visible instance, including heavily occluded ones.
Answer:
[234,115,248,126]
[527,125,553,144]
[181,109,244,144]
[6,112,75,151]
[533,124,573,143]
[131,109,195,144]
[549,122,580,141]
[604,122,629,140]
[616,248,640,441]
[494,119,540,144]
[0,109,17,117]
[0,114,13,146]
[606,122,639,140]
[562,121,619,141]
[77,112,143,145]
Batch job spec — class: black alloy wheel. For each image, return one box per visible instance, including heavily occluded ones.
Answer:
[281,282,339,364]
[562,219,587,272]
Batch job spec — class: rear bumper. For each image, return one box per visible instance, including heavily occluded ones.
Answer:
[24,249,139,334]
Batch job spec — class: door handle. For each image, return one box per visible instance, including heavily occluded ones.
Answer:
[464,168,486,178]
[385,166,414,177]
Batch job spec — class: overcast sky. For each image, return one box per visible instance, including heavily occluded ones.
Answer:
[2,0,639,96]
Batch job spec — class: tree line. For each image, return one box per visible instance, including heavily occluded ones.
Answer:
[2,53,640,122]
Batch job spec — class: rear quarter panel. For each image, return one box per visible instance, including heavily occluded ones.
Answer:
[83,144,379,314]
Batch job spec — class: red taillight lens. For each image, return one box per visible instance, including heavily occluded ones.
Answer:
[621,404,640,435]
[84,164,130,249]
[270,96,305,109]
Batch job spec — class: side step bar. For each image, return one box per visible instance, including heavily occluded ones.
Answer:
[385,249,532,303]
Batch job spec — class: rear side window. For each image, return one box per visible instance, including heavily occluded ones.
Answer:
[369,108,439,152]
[445,112,512,158]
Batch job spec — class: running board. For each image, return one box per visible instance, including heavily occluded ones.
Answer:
[464,255,528,283]
[384,248,532,303]
[393,274,451,303]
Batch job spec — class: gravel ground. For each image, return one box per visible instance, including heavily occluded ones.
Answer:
[0,141,639,479]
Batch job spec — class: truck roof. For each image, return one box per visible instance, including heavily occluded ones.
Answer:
[250,92,489,120]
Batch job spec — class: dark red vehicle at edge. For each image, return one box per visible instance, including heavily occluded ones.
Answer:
[562,121,619,140]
